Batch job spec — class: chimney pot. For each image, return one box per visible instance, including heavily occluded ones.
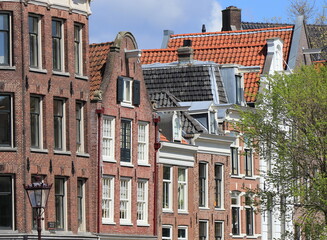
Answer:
[202,24,206,33]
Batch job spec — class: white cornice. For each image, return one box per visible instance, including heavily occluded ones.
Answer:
[194,133,235,155]
[158,142,198,167]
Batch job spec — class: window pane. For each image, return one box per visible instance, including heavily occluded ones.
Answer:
[52,20,62,71]
[0,176,12,229]
[30,96,40,148]
[120,120,131,162]
[0,95,11,146]
[55,178,65,230]
[54,99,63,150]
[0,14,9,65]
[29,16,39,68]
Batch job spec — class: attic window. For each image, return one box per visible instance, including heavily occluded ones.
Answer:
[173,112,182,142]
[235,75,242,105]
[117,76,140,106]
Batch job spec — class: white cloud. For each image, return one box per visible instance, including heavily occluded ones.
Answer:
[89,0,223,49]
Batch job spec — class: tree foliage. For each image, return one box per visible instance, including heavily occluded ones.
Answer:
[239,65,327,239]
[288,0,327,24]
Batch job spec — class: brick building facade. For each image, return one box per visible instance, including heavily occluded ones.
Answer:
[89,32,157,240]
[0,0,97,239]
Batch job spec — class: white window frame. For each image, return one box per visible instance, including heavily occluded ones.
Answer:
[231,191,241,236]
[137,121,149,165]
[173,111,182,142]
[29,14,42,70]
[55,177,67,231]
[76,101,85,153]
[30,95,43,150]
[0,93,14,148]
[162,166,173,212]
[120,119,132,164]
[137,179,148,225]
[231,147,239,176]
[123,78,132,104]
[214,221,224,240]
[102,116,115,162]
[245,195,254,236]
[199,162,208,208]
[178,167,188,212]
[245,148,253,177]
[53,98,66,152]
[52,18,65,72]
[102,176,115,224]
[120,178,131,225]
[199,220,208,240]
[0,175,15,230]
[77,179,86,231]
[74,23,83,76]
[214,164,223,209]
[162,225,173,240]
[178,226,188,240]
[0,12,12,67]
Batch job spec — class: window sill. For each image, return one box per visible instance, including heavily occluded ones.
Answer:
[76,152,90,158]
[54,150,71,156]
[0,147,17,152]
[138,162,151,167]
[120,102,134,108]
[103,157,117,163]
[137,223,150,227]
[178,210,189,215]
[120,221,133,226]
[30,148,49,154]
[120,162,134,168]
[244,176,258,180]
[162,209,174,213]
[0,66,16,71]
[52,71,70,77]
[199,207,210,210]
[230,174,243,179]
[102,220,116,225]
[215,208,226,211]
[75,74,88,81]
[29,67,47,74]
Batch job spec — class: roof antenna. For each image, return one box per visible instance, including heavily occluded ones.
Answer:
[202,24,206,33]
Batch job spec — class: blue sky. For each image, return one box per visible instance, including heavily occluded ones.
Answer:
[89,0,326,50]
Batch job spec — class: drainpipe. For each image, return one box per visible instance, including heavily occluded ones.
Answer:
[153,115,161,236]
[96,107,104,234]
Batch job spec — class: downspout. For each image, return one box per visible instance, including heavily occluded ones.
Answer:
[96,107,104,235]
[153,115,160,236]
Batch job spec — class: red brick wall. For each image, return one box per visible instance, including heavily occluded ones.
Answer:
[0,1,97,236]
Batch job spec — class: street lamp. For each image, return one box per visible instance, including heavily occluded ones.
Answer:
[24,176,52,240]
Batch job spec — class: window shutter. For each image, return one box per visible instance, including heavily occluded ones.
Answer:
[117,76,124,103]
[132,80,140,106]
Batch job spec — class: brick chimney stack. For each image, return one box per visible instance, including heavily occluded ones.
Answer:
[221,6,241,31]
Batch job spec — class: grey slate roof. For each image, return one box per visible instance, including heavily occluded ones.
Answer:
[242,21,327,61]
[148,90,206,134]
[143,63,227,104]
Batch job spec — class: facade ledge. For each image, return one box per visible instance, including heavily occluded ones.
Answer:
[54,150,72,156]
[30,148,49,154]
[75,74,89,81]
[52,71,70,77]
[0,147,17,152]
[0,66,16,71]
[29,67,47,74]
[76,152,90,158]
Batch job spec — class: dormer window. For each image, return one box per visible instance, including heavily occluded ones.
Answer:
[235,75,242,105]
[173,112,182,142]
[117,76,140,106]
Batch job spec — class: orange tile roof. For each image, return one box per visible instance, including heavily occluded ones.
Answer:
[160,133,188,144]
[142,26,293,102]
[89,42,113,96]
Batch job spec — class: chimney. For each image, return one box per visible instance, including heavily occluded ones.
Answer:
[177,39,194,64]
[221,6,241,31]
[161,29,174,48]
[202,24,206,33]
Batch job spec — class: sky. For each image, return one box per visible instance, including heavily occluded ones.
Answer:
[89,0,326,50]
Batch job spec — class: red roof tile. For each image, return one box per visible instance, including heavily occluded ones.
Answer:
[142,26,293,102]
[89,42,113,96]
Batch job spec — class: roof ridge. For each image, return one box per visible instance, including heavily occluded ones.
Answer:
[170,26,293,38]
[89,41,113,47]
